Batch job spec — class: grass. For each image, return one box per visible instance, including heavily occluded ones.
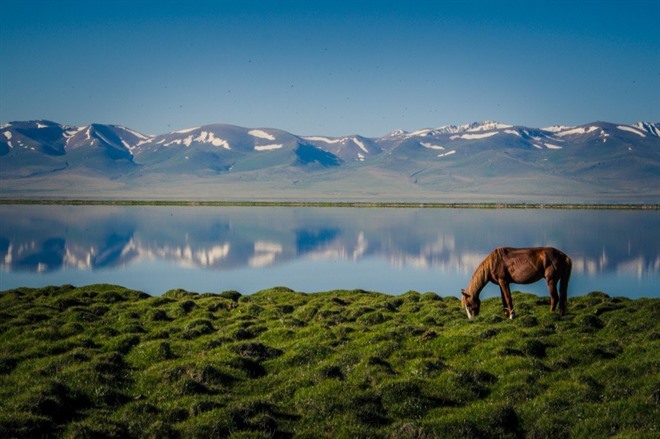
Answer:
[0,284,658,438]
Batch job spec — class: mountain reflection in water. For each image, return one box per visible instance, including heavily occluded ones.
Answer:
[1,205,658,297]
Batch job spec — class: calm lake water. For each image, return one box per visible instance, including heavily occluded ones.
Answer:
[1,205,658,299]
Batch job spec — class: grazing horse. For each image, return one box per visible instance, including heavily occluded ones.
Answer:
[461,247,572,319]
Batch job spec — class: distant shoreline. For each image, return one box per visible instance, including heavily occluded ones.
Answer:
[1,199,659,209]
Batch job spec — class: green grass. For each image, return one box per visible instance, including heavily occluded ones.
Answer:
[1,284,658,438]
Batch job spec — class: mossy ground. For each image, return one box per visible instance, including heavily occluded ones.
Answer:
[0,284,658,438]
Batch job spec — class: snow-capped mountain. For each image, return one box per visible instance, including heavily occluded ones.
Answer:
[1,119,658,201]
[383,120,660,150]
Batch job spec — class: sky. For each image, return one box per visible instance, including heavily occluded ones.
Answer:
[1,0,659,137]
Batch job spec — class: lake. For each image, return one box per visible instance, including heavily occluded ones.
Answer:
[1,205,658,299]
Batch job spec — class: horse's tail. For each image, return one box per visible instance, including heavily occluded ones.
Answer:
[558,255,572,316]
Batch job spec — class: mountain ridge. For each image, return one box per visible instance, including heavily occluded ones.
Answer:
[1,119,659,202]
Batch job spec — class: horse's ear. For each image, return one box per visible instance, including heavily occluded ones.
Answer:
[461,289,469,298]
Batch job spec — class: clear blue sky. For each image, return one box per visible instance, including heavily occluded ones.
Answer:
[1,0,658,137]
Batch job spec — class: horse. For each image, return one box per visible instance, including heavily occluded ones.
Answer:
[461,247,572,319]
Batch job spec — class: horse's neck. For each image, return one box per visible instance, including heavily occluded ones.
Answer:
[467,260,490,297]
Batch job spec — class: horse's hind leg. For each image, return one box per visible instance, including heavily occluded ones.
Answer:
[547,280,559,312]
[558,258,571,316]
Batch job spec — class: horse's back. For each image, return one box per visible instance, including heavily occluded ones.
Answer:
[497,246,567,260]
[495,247,570,282]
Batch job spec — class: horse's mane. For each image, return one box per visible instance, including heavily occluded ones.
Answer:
[466,250,496,297]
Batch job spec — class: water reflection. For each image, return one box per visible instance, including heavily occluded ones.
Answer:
[1,205,658,296]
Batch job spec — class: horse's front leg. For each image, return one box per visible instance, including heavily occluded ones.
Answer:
[498,281,515,319]
[499,292,508,317]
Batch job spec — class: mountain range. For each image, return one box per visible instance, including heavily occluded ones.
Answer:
[1,120,659,202]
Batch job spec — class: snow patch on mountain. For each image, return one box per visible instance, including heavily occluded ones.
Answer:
[64,126,86,141]
[555,126,599,137]
[303,136,342,144]
[174,127,199,134]
[617,125,646,138]
[387,129,407,137]
[164,136,189,147]
[92,130,110,145]
[633,122,660,137]
[255,144,283,151]
[420,142,445,150]
[91,127,134,155]
[545,143,563,150]
[406,128,433,138]
[353,137,369,154]
[303,135,371,158]
[122,127,151,140]
[542,125,573,133]
[451,131,499,140]
[403,122,514,140]
[3,131,13,149]
[437,150,456,158]
[434,121,512,134]
[209,134,230,149]
[164,131,231,149]
[464,121,512,132]
[248,129,276,141]
[194,132,210,143]
[600,131,610,143]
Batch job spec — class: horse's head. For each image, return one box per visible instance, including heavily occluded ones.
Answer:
[461,289,480,319]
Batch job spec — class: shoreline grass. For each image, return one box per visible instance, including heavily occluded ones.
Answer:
[1,284,658,438]
[1,199,658,209]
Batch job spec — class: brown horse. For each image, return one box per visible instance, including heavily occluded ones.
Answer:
[461,247,572,319]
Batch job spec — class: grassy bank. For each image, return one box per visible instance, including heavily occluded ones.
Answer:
[1,199,659,209]
[1,285,658,438]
